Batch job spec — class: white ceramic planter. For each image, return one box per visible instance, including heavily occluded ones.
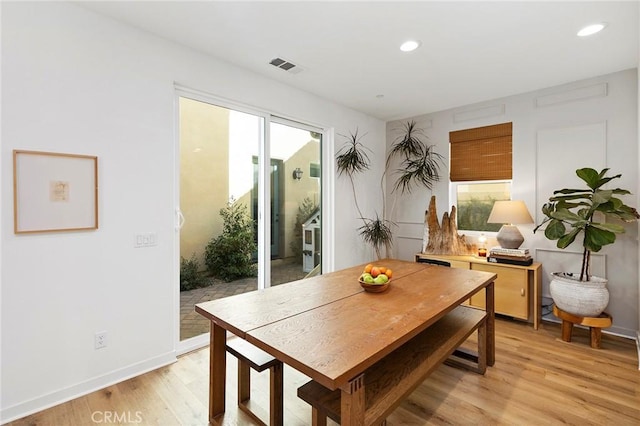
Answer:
[549,272,609,317]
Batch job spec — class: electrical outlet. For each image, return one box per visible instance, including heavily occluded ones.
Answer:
[95,331,107,349]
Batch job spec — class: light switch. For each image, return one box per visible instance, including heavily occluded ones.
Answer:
[134,233,158,248]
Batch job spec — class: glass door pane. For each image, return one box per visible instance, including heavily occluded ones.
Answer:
[179,97,262,341]
[252,157,281,259]
[269,121,322,286]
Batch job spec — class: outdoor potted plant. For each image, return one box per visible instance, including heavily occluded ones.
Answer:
[534,167,639,317]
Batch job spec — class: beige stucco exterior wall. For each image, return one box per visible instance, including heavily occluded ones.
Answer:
[281,139,321,259]
[179,97,229,267]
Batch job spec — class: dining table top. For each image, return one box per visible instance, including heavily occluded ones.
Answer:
[196,259,496,391]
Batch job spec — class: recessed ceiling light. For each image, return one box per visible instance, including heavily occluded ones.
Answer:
[400,40,421,52]
[577,23,606,37]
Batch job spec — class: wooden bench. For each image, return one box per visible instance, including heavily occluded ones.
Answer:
[226,337,284,426]
[297,305,487,425]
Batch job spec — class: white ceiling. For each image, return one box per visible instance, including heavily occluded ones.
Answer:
[80,1,639,121]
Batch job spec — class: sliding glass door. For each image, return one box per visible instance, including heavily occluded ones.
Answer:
[178,97,262,341]
[176,94,322,343]
[270,120,322,285]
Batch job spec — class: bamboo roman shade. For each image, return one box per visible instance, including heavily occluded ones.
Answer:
[450,122,512,182]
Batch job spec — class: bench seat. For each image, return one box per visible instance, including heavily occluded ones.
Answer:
[226,337,283,426]
[297,305,487,425]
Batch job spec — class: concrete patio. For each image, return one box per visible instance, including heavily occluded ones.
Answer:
[180,258,308,340]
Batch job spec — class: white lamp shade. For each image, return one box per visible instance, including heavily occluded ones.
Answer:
[487,200,533,249]
[487,200,534,225]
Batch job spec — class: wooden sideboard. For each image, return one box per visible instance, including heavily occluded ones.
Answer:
[415,253,542,330]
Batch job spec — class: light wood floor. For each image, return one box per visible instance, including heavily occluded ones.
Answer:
[8,319,639,425]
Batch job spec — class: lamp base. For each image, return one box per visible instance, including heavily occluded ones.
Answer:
[496,225,524,249]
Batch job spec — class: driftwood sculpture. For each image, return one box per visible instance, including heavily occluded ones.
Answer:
[423,195,476,255]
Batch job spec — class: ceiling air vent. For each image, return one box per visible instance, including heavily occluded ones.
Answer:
[269,57,303,74]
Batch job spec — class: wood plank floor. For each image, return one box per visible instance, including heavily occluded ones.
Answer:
[8,319,639,425]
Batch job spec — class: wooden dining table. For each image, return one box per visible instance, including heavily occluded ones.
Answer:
[195,259,496,425]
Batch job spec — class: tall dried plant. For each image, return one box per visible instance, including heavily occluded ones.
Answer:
[336,123,444,259]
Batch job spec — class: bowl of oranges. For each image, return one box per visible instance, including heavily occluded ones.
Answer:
[359,263,393,293]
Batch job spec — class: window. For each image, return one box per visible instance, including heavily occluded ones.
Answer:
[453,181,511,232]
[309,162,320,178]
[450,123,512,232]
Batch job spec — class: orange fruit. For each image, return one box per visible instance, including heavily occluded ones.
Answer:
[370,266,381,278]
[364,263,373,273]
[385,269,393,278]
[379,266,387,274]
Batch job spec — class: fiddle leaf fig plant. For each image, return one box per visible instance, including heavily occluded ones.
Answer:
[534,167,639,281]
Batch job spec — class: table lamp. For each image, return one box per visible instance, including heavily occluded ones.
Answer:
[487,200,534,249]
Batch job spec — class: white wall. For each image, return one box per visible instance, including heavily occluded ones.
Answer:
[0,2,385,422]
[388,69,639,338]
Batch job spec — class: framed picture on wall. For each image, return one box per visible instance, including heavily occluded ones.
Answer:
[13,150,98,234]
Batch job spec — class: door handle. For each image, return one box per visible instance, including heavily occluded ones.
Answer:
[176,208,185,230]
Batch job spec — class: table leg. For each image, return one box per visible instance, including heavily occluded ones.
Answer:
[270,361,284,426]
[485,281,495,366]
[209,321,227,423]
[340,373,365,426]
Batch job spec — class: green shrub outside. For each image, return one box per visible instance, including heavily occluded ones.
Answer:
[180,254,207,291]
[204,199,257,282]
[457,198,503,232]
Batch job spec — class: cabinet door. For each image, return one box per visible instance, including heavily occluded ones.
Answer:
[470,263,528,320]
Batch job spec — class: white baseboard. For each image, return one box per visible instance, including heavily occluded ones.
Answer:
[177,332,210,356]
[0,351,177,424]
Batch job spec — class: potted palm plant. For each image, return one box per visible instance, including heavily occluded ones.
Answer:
[336,129,393,259]
[336,123,443,259]
[534,167,639,316]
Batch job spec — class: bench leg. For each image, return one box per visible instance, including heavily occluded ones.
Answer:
[237,359,251,405]
[311,407,328,426]
[445,318,487,375]
[477,318,487,374]
[590,327,602,349]
[561,319,573,342]
[237,361,268,426]
[270,362,284,426]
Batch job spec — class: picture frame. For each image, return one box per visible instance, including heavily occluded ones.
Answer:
[13,150,98,234]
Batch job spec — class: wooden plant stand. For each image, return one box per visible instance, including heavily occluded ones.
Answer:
[553,305,612,349]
